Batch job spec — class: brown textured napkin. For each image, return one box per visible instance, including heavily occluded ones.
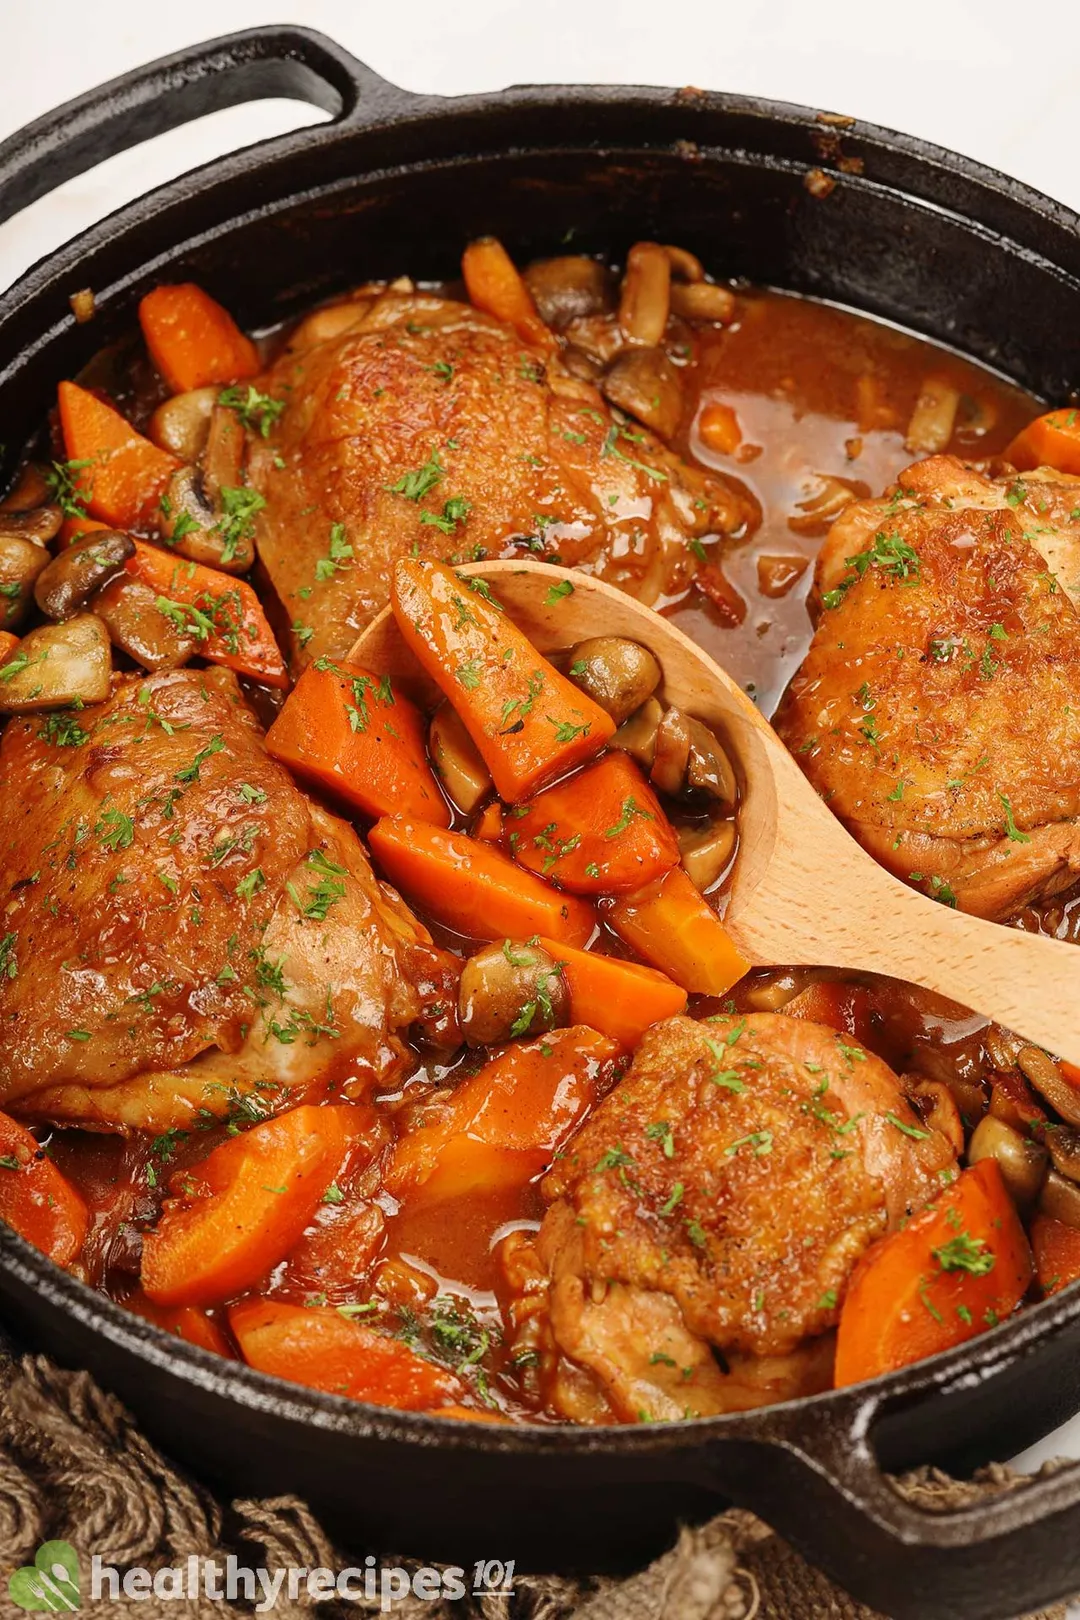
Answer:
[0,1350,1069,1620]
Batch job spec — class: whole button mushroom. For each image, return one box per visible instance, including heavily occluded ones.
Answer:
[34,529,135,621]
[459,939,571,1048]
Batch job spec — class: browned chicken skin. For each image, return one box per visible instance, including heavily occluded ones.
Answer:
[0,669,451,1131]
[247,290,751,670]
[774,455,1080,920]
[504,1013,954,1422]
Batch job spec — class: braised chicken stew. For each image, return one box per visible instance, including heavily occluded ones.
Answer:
[0,236,1078,1425]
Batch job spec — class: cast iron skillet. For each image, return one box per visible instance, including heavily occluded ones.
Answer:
[0,28,1080,1620]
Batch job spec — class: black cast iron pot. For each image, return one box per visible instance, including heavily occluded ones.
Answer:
[1,28,1080,1620]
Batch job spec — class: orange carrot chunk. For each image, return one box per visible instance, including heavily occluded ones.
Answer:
[229,1298,462,1410]
[511,751,680,894]
[141,1105,355,1307]
[126,541,287,688]
[390,559,615,801]
[1031,1215,1080,1298]
[535,937,687,1048]
[607,867,751,996]
[368,815,595,946]
[138,283,260,394]
[124,1289,236,1357]
[0,1110,88,1267]
[1005,409,1080,475]
[385,1026,615,1197]
[58,381,179,530]
[834,1160,1033,1387]
[473,800,504,843]
[461,237,554,349]
[266,659,449,825]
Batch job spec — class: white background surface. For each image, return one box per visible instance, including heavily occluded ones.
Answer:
[1,0,1078,1551]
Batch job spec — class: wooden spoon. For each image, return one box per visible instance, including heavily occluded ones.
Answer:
[352,559,1080,1062]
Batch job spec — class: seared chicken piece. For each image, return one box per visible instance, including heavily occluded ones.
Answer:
[0,669,451,1132]
[246,290,751,669]
[775,455,1080,920]
[507,1013,954,1422]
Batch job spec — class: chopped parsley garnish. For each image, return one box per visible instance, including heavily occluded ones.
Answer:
[388,450,444,503]
[545,579,574,605]
[604,795,654,839]
[96,807,134,852]
[175,734,225,784]
[419,495,471,534]
[1000,793,1031,844]
[884,1111,930,1140]
[38,711,89,747]
[218,384,286,438]
[315,522,354,581]
[933,1230,996,1276]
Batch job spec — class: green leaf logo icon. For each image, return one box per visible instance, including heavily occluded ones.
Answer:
[8,1542,80,1610]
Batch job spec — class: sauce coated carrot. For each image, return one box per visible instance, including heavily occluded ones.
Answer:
[138,283,260,394]
[58,381,179,530]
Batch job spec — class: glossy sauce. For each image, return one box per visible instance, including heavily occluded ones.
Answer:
[665,292,1037,714]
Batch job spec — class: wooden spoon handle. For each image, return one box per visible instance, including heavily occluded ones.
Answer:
[729,832,1080,1061]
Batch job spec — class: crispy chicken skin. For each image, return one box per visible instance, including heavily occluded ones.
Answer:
[507,1013,954,1422]
[774,455,1080,920]
[247,290,751,670]
[0,669,449,1131]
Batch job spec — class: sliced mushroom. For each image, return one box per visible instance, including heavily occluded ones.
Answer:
[429,703,491,815]
[906,1077,964,1157]
[459,939,571,1047]
[566,637,661,726]
[741,968,817,1012]
[1045,1124,1080,1185]
[0,534,50,629]
[669,282,736,325]
[613,696,663,770]
[561,347,603,383]
[618,243,671,346]
[34,529,134,621]
[0,505,63,549]
[601,348,684,440]
[968,1114,1048,1209]
[650,706,691,796]
[158,465,255,575]
[788,474,866,537]
[686,718,738,805]
[662,245,705,283]
[523,257,613,330]
[148,386,218,461]
[202,403,246,500]
[0,615,111,711]
[286,299,371,354]
[678,816,736,892]
[1016,1046,1080,1128]
[1,462,51,512]
[1039,1170,1080,1229]
[92,575,196,671]
[905,376,961,454]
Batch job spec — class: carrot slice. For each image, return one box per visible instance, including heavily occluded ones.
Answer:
[461,237,554,349]
[139,283,260,394]
[126,540,287,688]
[511,751,680,893]
[266,658,449,825]
[1004,409,1080,475]
[834,1160,1033,1387]
[536,937,687,1047]
[390,559,615,801]
[58,381,180,530]
[229,1298,462,1410]
[385,1026,616,1197]
[607,867,751,996]
[140,1104,355,1307]
[124,1289,235,1357]
[1031,1216,1080,1298]
[368,815,594,946]
[473,801,504,843]
[0,1110,88,1267]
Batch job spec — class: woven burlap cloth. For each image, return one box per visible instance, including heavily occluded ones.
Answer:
[0,1349,1071,1620]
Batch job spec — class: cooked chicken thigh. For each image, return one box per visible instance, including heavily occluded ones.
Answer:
[775,455,1080,920]
[504,1013,954,1422]
[0,669,451,1132]
[247,290,751,670]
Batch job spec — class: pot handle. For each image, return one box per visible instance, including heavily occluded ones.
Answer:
[703,1351,1080,1620]
[0,25,424,228]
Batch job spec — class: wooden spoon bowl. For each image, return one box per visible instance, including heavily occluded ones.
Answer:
[353,559,1080,1061]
